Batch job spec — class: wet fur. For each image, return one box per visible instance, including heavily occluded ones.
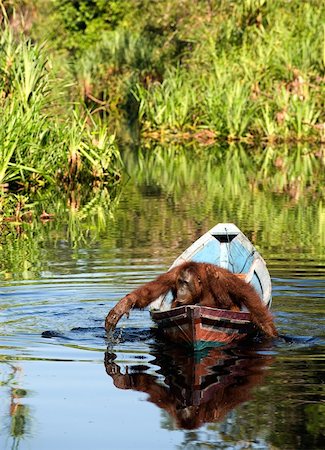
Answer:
[105,261,277,337]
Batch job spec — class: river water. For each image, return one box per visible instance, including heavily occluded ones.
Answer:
[0,147,324,450]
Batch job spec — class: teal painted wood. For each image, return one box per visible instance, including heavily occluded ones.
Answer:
[191,340,227,351]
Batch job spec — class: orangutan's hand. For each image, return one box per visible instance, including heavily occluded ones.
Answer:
[105,296,133,332]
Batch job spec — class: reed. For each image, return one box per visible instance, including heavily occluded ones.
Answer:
[0,25,121,191]
[7,1,323,143]
[0,0,324,199]
[128,0,324,143]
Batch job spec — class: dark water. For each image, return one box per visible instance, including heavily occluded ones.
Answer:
[1,150,325,450]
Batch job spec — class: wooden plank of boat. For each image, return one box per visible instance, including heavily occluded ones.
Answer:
[151,305,257,350]
[150,223,271,349]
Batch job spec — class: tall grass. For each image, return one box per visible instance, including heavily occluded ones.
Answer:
[9,1,322,143]
[132,0,324,143]
[135,67,198,132]
[0,25,121,191]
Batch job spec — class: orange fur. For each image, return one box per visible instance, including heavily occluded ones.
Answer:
[105,262,277,337]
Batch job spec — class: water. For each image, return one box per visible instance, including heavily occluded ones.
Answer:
[1,151,325,450]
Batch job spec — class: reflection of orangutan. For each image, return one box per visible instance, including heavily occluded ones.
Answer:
[104,347,273,430]
[105,261,277,337]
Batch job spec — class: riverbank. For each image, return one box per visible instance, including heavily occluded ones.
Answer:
[0,1,324,207]
[4,1,325,144]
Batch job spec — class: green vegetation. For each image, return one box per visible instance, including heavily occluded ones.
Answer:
[23,0,324,144]
[0,5,324,448]
[0,0,324,220]
[133,1,325,144]
[1,146,325,279]
[5,0,324,144]
[0,12,122,194]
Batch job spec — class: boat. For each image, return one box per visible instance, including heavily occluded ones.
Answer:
[150,223,272,350]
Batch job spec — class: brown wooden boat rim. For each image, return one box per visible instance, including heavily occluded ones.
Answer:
[150,304,251,322]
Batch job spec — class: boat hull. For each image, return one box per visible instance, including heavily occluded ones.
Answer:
[151,305,257,350]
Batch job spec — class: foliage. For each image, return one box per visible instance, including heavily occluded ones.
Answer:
[130,0,324,142]
[51,0,132,54]
[0,0,324,203]
[0,24,122,191]
[2,1,324,143]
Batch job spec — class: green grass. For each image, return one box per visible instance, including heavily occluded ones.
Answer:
[0,0,324,211]
[129,0,325,143]
[4,1,324,145]
[0,24,122,191]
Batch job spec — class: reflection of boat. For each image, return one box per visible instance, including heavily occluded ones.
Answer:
[104,343,273,430]
[150,223,272,349]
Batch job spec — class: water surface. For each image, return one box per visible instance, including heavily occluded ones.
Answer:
[1,147,324,450]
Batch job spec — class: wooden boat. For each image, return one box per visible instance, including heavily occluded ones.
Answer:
[150,223,272,350]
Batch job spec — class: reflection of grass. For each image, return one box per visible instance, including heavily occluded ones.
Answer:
[128,143,325,198]
[122,144,325,257]
[0,185,122,279]
[1,143,324,280]
[0,363,30,448]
